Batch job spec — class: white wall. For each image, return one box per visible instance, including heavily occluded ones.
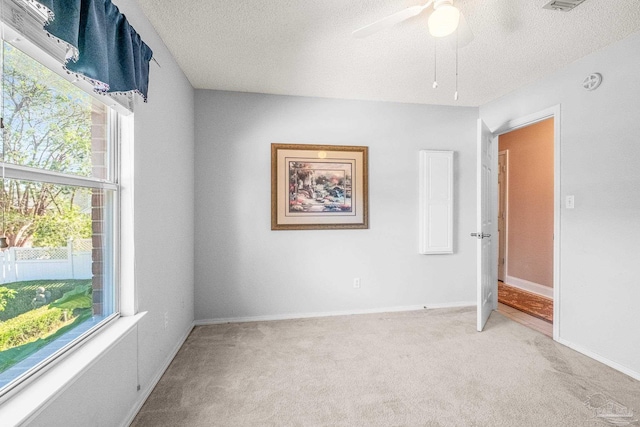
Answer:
[194,91,478,321]
[22,0,196,424]
[481,31,640,377]
[26,332,140,427]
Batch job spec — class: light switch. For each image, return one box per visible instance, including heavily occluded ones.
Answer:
[566,195,575,209]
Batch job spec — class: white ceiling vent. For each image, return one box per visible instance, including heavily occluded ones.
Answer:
[543,0,587,12]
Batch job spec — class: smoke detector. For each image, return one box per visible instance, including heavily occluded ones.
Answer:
[583,73,602,91]
[543,0,587,12]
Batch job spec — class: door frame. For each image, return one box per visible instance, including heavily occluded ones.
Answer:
[497,150,509,283]
[491,105,561,340]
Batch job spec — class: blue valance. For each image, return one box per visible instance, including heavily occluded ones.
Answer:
[29,0,153,101]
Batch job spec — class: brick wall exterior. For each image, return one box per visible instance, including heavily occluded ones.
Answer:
[90,101,108,315]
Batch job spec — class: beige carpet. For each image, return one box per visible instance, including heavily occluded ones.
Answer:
[132,308,640,426]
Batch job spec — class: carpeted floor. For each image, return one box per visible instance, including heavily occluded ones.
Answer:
[132,308,639,427]
[498,281,554,323]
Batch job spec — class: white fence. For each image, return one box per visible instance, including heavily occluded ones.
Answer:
[0,239,92,284]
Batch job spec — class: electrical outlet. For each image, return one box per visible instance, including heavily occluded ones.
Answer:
[353,278,361,289]
[164,312,169,329]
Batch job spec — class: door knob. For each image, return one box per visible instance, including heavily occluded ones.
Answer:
[471,232,491,239]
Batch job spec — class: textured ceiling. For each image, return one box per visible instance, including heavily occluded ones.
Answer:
[136,0,640,107]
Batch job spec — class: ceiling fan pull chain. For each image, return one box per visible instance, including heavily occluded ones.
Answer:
[454,28,459,101]
[433,39,438,89]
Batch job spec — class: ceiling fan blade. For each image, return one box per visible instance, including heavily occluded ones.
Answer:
[450,11,474,48]
[353,2,434,38]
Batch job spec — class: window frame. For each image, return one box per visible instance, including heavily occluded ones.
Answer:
[0,18,124,398]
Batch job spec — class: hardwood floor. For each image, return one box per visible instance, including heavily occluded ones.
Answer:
[497,281,553,337]
[497,281,553,322]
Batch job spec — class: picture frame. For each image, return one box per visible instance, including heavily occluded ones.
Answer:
[271,143,369,230]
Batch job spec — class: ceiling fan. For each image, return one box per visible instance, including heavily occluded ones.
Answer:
[353,0,474,100]
[353,0,474,46]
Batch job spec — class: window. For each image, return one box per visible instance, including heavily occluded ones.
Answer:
[0,34,119,393]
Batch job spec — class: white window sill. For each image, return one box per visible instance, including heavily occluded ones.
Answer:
[0,312,146,426]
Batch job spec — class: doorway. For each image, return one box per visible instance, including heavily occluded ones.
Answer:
[496,117,555,337]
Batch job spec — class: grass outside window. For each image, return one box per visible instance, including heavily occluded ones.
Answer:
[0,279,93,373]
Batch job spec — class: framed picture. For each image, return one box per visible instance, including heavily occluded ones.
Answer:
[271,143,369,230]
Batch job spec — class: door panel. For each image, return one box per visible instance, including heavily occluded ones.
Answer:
[477,119,498,331]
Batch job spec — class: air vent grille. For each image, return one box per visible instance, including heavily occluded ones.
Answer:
[543,0,587,12]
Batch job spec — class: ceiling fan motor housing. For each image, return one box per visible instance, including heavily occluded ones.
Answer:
[434,0,454,9]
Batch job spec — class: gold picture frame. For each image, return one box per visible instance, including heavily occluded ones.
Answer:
[271,143,369,230]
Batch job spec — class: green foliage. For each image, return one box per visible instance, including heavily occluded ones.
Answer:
[0,280,92,373]
[32,205,92,248]
[0,309,91,373]
[51,283,92,311]
[1,42,96,247]
[3,43,92,174]
[0,306,66,351]
[0,287,17,312]
[0,280,89,322]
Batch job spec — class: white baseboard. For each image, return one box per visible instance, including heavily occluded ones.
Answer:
[504,275,553,299]
[556,337,640,381]
[121,322,194,427]
[423,301,477,310]
[194,301,477,326]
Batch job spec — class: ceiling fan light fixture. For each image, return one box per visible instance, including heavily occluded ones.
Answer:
[428,3,460,38]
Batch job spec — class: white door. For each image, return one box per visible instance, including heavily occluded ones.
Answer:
[476,119,498,331]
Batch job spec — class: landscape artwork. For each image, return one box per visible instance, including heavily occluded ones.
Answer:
[271,144,368,230]
[288,161,352,214]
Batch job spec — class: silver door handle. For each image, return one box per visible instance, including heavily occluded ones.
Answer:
[470,232,491,239]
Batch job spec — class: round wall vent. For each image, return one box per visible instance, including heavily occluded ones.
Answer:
[583,73,603,91]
